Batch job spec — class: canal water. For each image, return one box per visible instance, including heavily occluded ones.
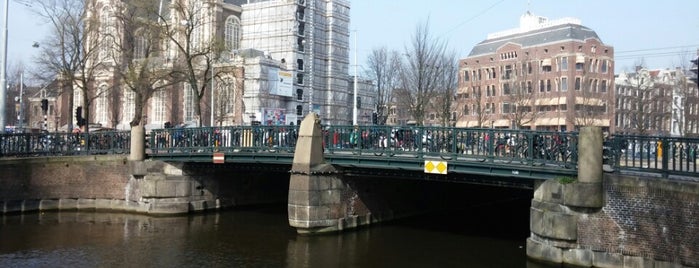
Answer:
[0,197,560,267]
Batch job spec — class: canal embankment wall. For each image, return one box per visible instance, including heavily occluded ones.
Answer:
[528,173,699,267]
[0,156,288,214]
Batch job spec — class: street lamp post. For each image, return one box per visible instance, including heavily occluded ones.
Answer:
[0,0,9,133]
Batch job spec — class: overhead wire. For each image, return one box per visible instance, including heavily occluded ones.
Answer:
[439,0,506,39]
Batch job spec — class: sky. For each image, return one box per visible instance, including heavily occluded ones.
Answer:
[350,0,699,74]
[2,0,699,77]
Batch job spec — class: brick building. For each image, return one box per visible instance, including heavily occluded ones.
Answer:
[457,12,615,132]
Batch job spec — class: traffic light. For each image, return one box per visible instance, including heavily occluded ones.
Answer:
[690,57,699,86]
[372,112,378,124]
[41,99,48,113]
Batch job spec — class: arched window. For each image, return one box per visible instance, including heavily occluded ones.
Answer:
[134,29,148,59]
[215,77,236,120]
[99,6,114,61]
[151,90,166,125]
[184,84,196,122]
[96,84,109,125]
[190,1,204,49]
[224,16,241,51]
[123,88,135,125]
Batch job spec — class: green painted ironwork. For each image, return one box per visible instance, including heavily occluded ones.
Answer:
[605,134,699,178]
[4,125,699,180]
[146,125,580,179]
[0,130,130,157]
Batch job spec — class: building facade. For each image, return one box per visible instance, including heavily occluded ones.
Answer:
[457,12,615,132]
[68,0,354,131]
[615,67,699,136]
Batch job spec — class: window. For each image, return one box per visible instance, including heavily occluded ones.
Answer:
[99,6,114,61]
[560,104,567,111]
[96,84,109,124]
[190,1,204,49]
[504,65,512,79]
[296,88,303,100]
[539,80,545,92]
[576,62,584,71]
[575,77,581,90]
[73,89,83,125]
[152,90,166,124]
[502,103,512,114]
[225,16,241,51]
[591,79,598,92]
[297,37,305,51]
[296,105,303,116]
[561,77,568,91]
[601,60,608,73]
[561,57,568,71]
[123,88,135,125]
[184,84,196,122]
[527,81,532,93]
[463,70,469,81]
[134,33,148,59]
[546,79,551,92]
[215,77,236,115]
[503,83,510,95]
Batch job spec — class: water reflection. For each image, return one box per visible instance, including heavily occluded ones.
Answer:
[1,203,560,267]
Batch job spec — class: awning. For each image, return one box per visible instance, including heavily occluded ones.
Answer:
[534,97,566,106]
[534,117,564,126]
[575,97,605,106]
[541,59,552,66]
[576,55,585,63]
[492,119,511,127]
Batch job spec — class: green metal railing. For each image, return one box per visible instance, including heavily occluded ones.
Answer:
[4,126,699,178]
[320,125,578,168]
[147,125,579,173]
[148,126,299,163]
[0,130,130,157]
[605,134,699,178]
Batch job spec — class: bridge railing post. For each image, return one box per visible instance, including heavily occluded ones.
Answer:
[661,136,669,178]
[487,129,495,163]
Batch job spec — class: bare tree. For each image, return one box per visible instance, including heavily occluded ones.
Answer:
[569,67,614,131]
[365,47,401,125]
[432,51,458,127]
[106,0,184,159]
[672,51,699,137]
[619,68,672,135]
[159,0,224,127]
[394,21,448,126]
[503,59,538,129]
[32,0,103,133]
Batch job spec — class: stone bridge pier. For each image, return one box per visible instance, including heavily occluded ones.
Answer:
[287,114,452,234]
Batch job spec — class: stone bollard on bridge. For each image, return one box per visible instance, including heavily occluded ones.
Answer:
[288,114,372,234]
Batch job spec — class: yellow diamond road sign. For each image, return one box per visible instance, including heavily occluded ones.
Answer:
[424,160,447,174]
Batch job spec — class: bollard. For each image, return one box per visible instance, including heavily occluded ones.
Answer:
[577,127,603,184]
